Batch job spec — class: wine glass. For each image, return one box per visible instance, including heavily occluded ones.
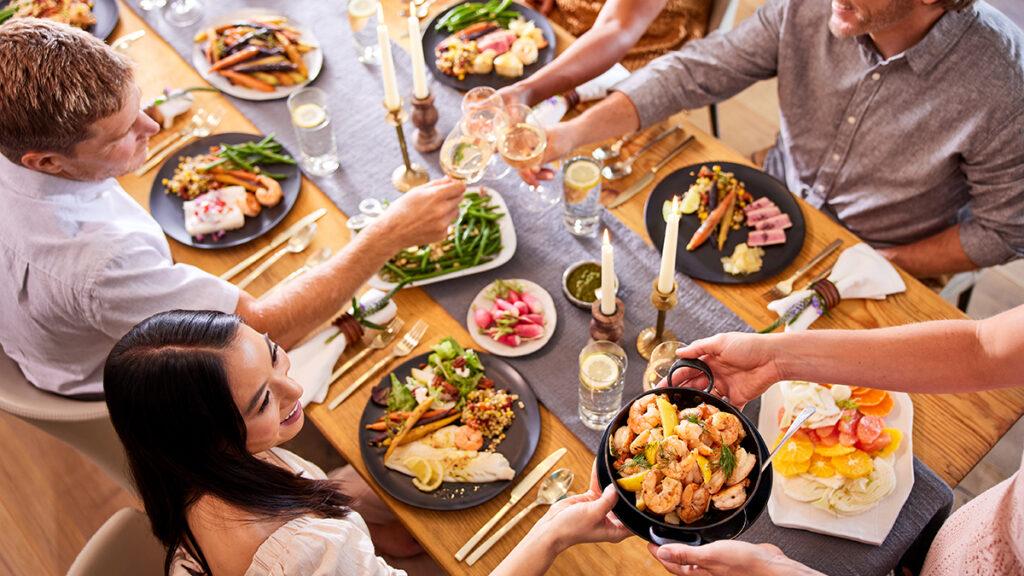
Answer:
[163,0,203,27]
[643,340,685,391]
[498,103,557,210]
[461,87,503,115]
[440,126,493,185]
[462,106,510,181]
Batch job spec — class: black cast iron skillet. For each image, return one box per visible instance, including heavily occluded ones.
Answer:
[597,358,771,546]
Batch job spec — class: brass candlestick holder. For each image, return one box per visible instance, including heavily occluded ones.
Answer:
[384,100,430,192]
[636,279,678,360]
[590,298,625,344]
[411,93,442,153]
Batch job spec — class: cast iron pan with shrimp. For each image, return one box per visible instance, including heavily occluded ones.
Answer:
[596,359,772,545]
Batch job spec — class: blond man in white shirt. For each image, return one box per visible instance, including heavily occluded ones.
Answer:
[0,20,465,398]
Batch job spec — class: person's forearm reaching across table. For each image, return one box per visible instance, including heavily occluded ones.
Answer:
[236,178,466,349]
[501,0,667,107]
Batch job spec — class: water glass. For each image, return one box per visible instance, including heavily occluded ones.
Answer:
[287,88,340,176]
[162,0,203,27]
[643,340,684,391]
[139,0,167,10]
[578,340,627,430]
[347,0,381,65]
[561,155,603,237]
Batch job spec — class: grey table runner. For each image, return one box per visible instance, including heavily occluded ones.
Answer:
[129,2,952,573]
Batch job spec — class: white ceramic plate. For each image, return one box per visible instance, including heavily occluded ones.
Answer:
[758,383,914,545]
[464,279,556,358]
[369,187,517,290]
[191,10,323,101]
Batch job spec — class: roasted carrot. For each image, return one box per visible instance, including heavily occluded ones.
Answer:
[217,70,275,92]
[384,399,433,462]
[687,189,736,251]
[211,173,258,191]
[716,192,736,251]
[364,422,388,431]
[383,414,461,447]
[208,46,260,72]
[272,71,296,86]
[276,31,308,77]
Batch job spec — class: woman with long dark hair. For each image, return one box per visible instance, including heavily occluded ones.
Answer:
[105,310,629,575]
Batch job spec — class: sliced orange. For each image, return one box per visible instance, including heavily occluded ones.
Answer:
[832,450,874,479]
[859,394,894,417]
[852,388,888,406]
[808,454,836,478]
[775,458,811,477]
[876,428,903,458]
[814,443,856,457]
[776,438,814,463]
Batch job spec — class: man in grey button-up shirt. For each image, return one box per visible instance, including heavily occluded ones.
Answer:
[541,0,1024,277]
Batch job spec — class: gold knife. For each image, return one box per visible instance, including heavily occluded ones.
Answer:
[220,208,328,281]
[454,448,568,562]
[608,135,696,209]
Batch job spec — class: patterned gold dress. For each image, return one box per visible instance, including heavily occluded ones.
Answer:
[546,0,711,69]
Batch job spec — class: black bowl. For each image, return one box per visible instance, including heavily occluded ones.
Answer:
[597,359,771,545]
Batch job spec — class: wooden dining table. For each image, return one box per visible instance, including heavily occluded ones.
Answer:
[111,1,1024,573]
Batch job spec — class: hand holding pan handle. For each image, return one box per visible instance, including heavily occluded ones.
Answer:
[665,358,716,397]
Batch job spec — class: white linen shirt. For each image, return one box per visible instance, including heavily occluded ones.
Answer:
[0,155,239,397]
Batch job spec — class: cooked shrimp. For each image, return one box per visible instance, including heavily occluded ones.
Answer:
[707,468,727,494]
[710,412,743,446]
[658,437,701,484]
[641,469,683,515]
[629,427,663,455]
[675,420,704,449]
[240,192,262,217]
[611,426,635,457]
[711,480,748,510]
[628,395,661,434]
[678,483,710,524]
[699,404,720,419]
[726,447,756,486]
[678,407,702,421]
[454,425,483,451]
[254,174,283,207]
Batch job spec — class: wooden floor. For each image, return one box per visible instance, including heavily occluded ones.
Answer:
[2,2,1021,575]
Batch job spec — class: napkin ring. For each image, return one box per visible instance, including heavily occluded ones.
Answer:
[810,278,841,310]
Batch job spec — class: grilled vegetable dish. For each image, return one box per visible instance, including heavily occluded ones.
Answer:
[611,396,755,525]
[379,189,504,284]
[434,0,547,80]
[194,15,317,93]
[0,0,94,28]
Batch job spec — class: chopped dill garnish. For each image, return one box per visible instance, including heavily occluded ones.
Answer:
[719,444,736,478]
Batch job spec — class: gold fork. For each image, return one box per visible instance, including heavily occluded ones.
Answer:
[143,111,204,164]
[134,108,223,176]
[762,239,842,301]
[328,317,405,385]
[328,320,428,410]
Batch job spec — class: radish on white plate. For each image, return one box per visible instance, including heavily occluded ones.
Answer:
[466,279,557,358]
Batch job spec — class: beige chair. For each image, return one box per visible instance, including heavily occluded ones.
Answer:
[67,508,165,576]
[0,350,131,492]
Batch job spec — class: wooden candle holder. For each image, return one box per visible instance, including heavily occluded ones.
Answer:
[590,298,625,344]
[411,93,442,153]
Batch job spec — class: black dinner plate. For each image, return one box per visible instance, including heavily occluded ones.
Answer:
[149,132,300,249]
[358,351,541,510]
[643,162,806,284]
[422,0,555,92]
[0,0,120,40]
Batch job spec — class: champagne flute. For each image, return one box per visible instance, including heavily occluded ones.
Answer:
[498,103,557,210]
[462,106,510,181]
[440,126,492,184]
[461,86,503,114]
[643,340,685,391]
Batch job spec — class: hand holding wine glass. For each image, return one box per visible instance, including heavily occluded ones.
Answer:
[498,103,559,210]
[440,127,493,185]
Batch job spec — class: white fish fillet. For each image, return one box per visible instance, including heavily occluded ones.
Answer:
[385,426,515,483]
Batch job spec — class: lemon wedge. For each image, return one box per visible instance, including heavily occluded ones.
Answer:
[291,103,327,130]
[412,459,445,492]
[616,470,648,492]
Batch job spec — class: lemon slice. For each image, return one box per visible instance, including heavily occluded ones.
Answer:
[581,353,620,389]
[404,457,433,484]
[565,160,601,192]
[291,103,327,130]
[347,0,376,18]
[412,460,445,492]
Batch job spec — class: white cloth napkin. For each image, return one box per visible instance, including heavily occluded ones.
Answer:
[768,243,906,331]
[288,327,348,407]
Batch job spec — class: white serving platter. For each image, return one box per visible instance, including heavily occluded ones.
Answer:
[465,279,556,358]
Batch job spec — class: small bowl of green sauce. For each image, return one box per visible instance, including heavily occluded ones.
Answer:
[562,261,619,310]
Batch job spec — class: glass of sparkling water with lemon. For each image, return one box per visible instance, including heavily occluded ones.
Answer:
[347,0,380,65]
[578,340,627,430]
[562,155,603,237]
[287,88,339,176]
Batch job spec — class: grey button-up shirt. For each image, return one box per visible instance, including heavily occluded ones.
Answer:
[615,0,1024,267]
